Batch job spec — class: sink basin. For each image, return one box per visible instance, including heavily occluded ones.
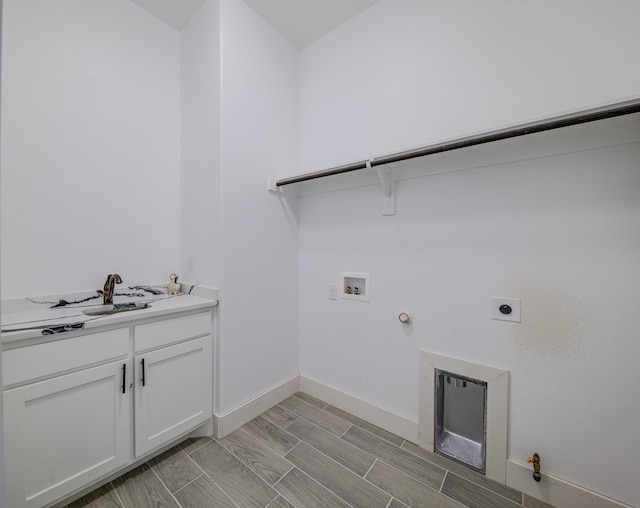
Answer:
[82,302,150,316]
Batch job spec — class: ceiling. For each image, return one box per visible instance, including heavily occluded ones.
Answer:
[129,0,381,48]
[129,0,208,32]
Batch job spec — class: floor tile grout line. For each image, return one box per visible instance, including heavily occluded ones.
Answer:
[277,464,359,508]
[339,422,354,438]
[400,436,520,501]
[444,470,526,506]
[338,422,439,472]
[183,442,214,477]
[242,415,302,457]
[284,439,302,456]
[287,436,393,506]
[275,420,412,507]
[179,440,243,508]
[292,391,329,411]
[374,443,521,508]
[278,400,352,439]
[399,442,465,477]
[287,394,358,434]
[287,406,351,438]
[278,404,456,497]
[110,480,127,508]
[335,423,498,504]
[180,436,213,456]
[272,463,296,490]
[363,458,379,479]
[265,495,292,508]
[205,435,291,507]
[334,414,406,449]
[325,405,392,444]
[437,469,486,508]
[273,407,300,431]
[439,470,448,492]
[170,471,205,497]
[280,395,387,446]
[212,432,294,488]
[282,419,299,431]
[213,429,290,505]
[269,464,300,508]
[371,454,448,495]
[180,445,242,508]
[148,460,184,508]
[264,498,279,508]
[322,403,408,449]
[268,403,299,423]
[210,476,243,508]
[286,414,379,472]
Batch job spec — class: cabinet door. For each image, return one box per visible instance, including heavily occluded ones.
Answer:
[134,336,212,457]
[3,360,130,508]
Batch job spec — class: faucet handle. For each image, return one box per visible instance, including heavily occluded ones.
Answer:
[103,274,123,305]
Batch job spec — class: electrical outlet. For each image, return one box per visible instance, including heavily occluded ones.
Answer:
[188,256,194,271]
[328,284,337,300]
[491,297,521,322]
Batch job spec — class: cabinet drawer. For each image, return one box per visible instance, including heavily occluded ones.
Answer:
[134,311,211,352]
[2,328,129,387]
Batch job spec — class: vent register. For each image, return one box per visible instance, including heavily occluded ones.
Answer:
[419,351,508,483]
[435,370,487,473]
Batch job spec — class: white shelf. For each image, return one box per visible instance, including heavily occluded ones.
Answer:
[270,104,640,197]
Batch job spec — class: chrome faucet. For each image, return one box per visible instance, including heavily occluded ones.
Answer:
[103,274,123,305]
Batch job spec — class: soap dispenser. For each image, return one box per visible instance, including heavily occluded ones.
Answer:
[168,273,180,295]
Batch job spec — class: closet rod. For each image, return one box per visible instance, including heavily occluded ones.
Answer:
[275,98,640,187]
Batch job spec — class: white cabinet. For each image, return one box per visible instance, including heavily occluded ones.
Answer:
[3,359,130,508]
[2,309,213,508]
[134,336,212,457]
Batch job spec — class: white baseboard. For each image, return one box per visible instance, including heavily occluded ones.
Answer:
[213,374,300,438]
[212,374,417,442]
[299,375,418,443]
[507,460,632,508]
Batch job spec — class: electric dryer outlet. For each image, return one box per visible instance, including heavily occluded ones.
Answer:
[491,297,521,322]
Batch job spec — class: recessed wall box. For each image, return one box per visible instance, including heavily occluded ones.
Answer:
[340,272,370,302]
[435,370,487,473]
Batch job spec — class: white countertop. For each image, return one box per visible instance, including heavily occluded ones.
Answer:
[1,286,218,346]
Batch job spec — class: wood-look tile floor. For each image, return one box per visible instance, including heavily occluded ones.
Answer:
[66,392,554,508]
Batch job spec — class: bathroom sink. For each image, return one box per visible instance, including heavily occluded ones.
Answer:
[82,302,150,316]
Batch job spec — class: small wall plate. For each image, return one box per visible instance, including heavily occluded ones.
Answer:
[491,297,521,322]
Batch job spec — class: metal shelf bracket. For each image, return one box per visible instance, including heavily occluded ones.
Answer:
[369,160,395,215]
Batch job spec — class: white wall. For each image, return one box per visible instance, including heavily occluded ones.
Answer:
[181,0,222,287]
[217,0,300,413]
[179,0,301,417]
[0,0,6,503]
[298,1,640,505]
[0,0,301,430]
[0,0,181,298]
[300,0,640,173]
